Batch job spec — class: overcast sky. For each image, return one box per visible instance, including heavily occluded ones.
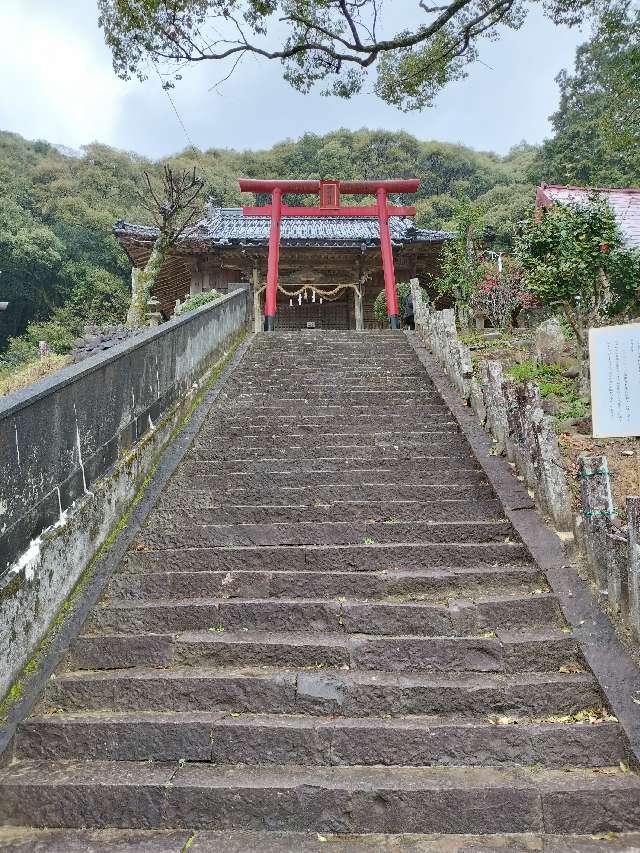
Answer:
[0,1,586,158]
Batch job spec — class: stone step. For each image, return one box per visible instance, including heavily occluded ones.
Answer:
[178,457,481,477]
[83,594,563,636]
[228,404,452,416]
[227,382,436,395]
[67,629,580,674]
[193,430,471,459]
[147,499,506,526]
[133,520,513,549]
[2,829,640,853]
[199,428,459,443]
[188,443,476,462]
[213,414,458,430]
[16,711,624,768]
[229,391,444,405]
[40,666,602,717]
[167,468,488,489]
[122,542,533,574]
[2,762,638,833]
[156,482,496,507]
[108,565,546,602]
[233,380,434,390]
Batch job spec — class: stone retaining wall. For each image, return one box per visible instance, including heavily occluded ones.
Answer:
[411,278,640,646]
[411,279,573,532]
[0,289,248,700]
[576,455,640,641]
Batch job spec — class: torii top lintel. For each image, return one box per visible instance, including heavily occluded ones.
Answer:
[239,178,419,217]
[239,177,420,331]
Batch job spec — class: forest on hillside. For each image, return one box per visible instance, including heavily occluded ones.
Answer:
[0,2,638,365]
[0,129,538,357]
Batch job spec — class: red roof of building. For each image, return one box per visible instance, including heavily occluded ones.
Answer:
[536,184,640,248]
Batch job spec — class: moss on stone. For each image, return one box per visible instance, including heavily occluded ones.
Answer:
[0,328,249,723]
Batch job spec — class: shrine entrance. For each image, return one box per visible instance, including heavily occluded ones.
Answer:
[239,179,419,332]
[114,178,451,328]
[255,282,363,331]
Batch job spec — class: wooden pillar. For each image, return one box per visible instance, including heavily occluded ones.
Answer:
[264,188,282,331]
[376,187,400,329]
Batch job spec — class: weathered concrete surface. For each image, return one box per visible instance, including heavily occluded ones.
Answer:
[0,290,248,701]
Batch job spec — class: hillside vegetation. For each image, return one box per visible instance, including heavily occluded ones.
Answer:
[0,128,539,362]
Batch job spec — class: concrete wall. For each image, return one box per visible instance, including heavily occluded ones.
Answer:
[0,289,248,700]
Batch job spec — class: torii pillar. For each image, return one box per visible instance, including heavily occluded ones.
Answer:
[239,178,420,331]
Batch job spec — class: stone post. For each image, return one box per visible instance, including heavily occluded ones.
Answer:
[531,408,573,531]
[452,341,474,401]
[468,376,486,425]
[251,267,263,334]
[514,383,540,489]
[410,277,429,330]
[354,286,364,332]
[437,309,456,365]
[146,296,162,327]
[578,454,615,593]
[481,361,509,455]
[627,497,640,639]
[606,531,628,620]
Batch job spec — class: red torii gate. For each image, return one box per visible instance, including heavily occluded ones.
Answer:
[239,178,420,331]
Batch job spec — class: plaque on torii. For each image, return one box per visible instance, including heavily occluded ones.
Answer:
[239,178,420,331]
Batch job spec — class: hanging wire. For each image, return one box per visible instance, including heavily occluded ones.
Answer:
[150,61,221,192]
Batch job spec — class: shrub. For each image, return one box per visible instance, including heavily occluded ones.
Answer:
[469,258,535,329]
[373,282,428,324]
[175,289,223,315]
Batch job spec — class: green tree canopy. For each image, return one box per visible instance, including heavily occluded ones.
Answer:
[536,4,640,185]
[98,0,604,111]
[514,195,640,390]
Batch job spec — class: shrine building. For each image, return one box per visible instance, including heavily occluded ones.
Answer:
[114,178,452,331]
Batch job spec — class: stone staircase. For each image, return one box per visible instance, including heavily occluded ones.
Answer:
[2,330,640,851]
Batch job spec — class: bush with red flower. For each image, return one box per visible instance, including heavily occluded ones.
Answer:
[470,257,536,329]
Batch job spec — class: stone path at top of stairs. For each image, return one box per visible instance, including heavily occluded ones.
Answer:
[2,330,640,853]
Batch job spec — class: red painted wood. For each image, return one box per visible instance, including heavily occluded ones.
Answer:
[242,205,417,217]
[320,180,340,208]
[239,178,420,195]
[264,187,282,320]
[240,179,320,194]
[244,177,419,328]
[377,187,400,320]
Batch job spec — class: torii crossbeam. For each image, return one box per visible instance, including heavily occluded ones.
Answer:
[239,178,420,331]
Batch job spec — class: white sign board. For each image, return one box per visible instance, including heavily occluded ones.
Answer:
[590,323,640,438]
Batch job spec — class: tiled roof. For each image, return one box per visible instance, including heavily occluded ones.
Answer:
[114,206,452,249]
[537,185,640,249]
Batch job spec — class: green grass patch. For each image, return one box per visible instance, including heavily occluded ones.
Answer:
[507,359,589,423]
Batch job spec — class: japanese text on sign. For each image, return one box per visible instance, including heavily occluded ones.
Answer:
[590,324,640,437]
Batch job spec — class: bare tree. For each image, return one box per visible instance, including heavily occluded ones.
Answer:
[127,164,204,329]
